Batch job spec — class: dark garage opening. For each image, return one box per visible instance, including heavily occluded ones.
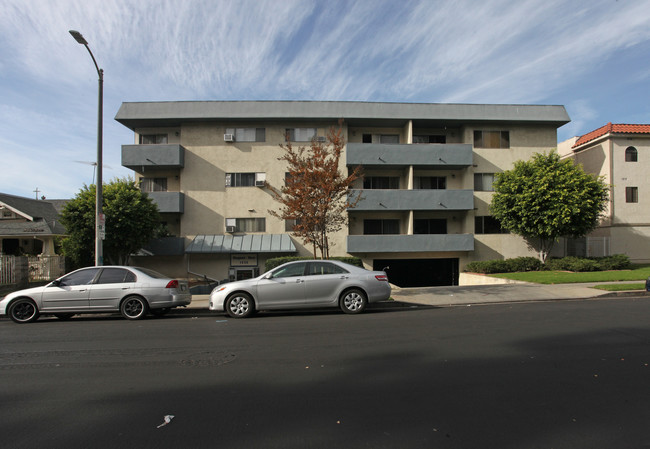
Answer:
[373,258,459,288]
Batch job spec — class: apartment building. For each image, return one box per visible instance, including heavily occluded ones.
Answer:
[558,123,650,263]
[116,101,569,287]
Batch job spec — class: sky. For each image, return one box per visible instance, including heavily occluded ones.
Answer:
[1,0,649,200]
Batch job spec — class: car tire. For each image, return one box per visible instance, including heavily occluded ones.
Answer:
[8,298,40,323]
[225,293,254,318]
[340,289,367,314]
[150,307,170,317]
[54,313,75,320]
[120,296,149,320]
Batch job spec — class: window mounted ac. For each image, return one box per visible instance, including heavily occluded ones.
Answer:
[224,134,235,142]
[226,225,237,233]
[255,180,265,187]
[315,136,327,142]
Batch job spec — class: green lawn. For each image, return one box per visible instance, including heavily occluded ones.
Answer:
[490,264,650,285]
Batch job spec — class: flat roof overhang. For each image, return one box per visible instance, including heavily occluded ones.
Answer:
[115,101,570,130]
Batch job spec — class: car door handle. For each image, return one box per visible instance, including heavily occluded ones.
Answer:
[295,279,304,283]
[339,276,349,279]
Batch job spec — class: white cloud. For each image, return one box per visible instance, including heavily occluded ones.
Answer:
[1,0,650,198]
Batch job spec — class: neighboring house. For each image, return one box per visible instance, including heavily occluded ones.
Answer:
[115,100,569,287]
[558,123,650,263]
[0,193,67,256]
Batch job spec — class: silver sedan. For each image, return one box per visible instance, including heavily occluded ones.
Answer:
[0,266,191,323]
[210,260,391,318]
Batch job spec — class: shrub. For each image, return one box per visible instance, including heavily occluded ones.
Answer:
[594,254,631,270]
[506,257,543,272]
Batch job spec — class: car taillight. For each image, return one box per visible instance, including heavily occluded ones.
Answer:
[375,274,388,282]
[166,280,179,289]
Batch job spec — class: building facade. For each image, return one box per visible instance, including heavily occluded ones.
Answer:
[558,123,650,263]
[116,101,569,286]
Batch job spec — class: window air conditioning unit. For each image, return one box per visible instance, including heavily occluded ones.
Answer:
[224,134,235,142]
[226,225,237,233]
[255,180,265,187]
[315,136,327,142]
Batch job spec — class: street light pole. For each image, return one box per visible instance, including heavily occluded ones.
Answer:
[69,30,104,266]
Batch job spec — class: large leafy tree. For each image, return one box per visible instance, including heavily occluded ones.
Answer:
[490,152,609,262]
[60,178,161,267]
[268,125,362,259]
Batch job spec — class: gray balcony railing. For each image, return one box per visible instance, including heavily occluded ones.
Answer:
[349,189,473,211]
[346,143,472,168]
[122,144,185,170]
[347,234,474,253]
[146,192,184,213]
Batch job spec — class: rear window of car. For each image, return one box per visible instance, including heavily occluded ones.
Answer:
[134,267,168,279]
[308,262,348,275]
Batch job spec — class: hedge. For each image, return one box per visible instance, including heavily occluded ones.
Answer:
[465,254,630,274]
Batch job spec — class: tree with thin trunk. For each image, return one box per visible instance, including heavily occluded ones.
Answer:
[490,152,609,262]
[268,124,362,259]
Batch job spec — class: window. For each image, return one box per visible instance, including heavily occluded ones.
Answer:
[285,218,301,232]
[364,176,400,189]
[413,135,446,144]
[225,128,265,142]
[307,262,348,275]
[475,216,508,234]
[625,146,638,162]
[474,173,496,191]
[225,173,265,187]
[226,218,266,232]
[96,268,136,284]
[474,131,510,148]
[139,134,168,144]
[626,187,638,203]
[58,268,101,286]
[414,219,447,234]
[414,176,446,189]
[363,219,399,235]
[362,134,372,143]
[271,262,307,278]
[285,128,317,142]
[380,135,399,144]
[141,177,167,192]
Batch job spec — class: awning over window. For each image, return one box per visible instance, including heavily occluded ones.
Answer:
[186,234,297,254]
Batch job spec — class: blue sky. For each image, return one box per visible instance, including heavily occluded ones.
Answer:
[1,0,649,199]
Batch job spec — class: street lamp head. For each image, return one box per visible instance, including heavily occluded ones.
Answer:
[69,30,88,45]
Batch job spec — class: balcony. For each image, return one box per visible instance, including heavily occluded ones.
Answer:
[347,234,474,253]
[146,192,184,214]
[349,189,473,211]
[346,143,472,168]
[122,144,185,170]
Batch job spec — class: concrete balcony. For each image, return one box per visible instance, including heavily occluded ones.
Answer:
[146,192,184,214]
[346,143,472,168]
[349,189,473,211]
[122,144,185,170]
[347,234,474,253]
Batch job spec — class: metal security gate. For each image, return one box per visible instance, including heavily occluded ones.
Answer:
[373,258,459,288]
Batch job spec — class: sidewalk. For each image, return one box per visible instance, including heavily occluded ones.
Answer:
[184,282,649,311]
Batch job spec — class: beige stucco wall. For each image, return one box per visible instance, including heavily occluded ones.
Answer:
[128,118,565,280]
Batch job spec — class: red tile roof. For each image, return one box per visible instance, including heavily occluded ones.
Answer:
[573,123,650,148]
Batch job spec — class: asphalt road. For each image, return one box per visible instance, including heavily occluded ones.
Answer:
[2,298,650,449]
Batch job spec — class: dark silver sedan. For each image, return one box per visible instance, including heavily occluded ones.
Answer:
[210,260,391,318]
[0,266,191,323]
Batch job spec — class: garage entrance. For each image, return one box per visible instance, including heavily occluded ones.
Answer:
[373,258,459,287]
